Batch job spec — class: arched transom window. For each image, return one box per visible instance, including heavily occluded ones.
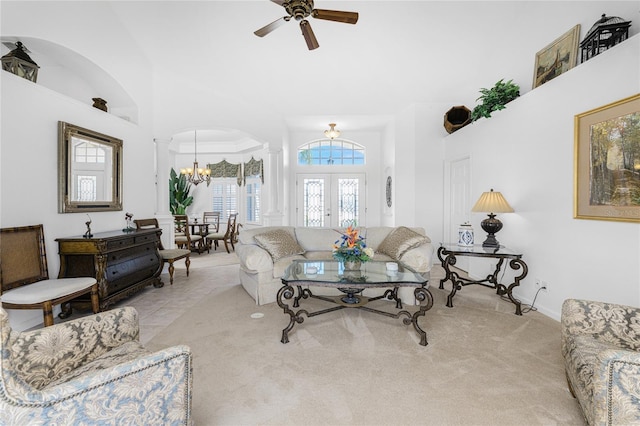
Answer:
[74,140,106,163]
[298,139,365,165]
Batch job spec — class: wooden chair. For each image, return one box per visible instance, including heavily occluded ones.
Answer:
[202,211,220,233]
[174,215,205,254]
[205,213,238,253]
[135,218,190,285]
[0,224,99,327]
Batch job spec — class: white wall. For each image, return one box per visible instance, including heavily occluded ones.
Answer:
[394,102,448,243]
[1,3,154,330]
[442,35,640,320]
[1,74,155,330]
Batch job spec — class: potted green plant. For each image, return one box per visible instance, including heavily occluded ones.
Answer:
[471,79,520,121]
[169,168,193,215]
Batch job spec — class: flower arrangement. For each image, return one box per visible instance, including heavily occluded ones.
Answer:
[332,225,374,263]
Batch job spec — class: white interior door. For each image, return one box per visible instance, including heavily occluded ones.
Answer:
[448,157,472,271]
[296,174,365,227]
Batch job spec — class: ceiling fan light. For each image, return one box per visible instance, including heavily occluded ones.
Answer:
[254,0,358,49]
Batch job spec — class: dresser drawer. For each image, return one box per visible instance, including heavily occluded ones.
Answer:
[108,243,156,264]
[106,236,136,251]
[57,228,162,310]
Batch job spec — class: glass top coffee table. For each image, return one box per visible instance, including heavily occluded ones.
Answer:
[278,260,434,346]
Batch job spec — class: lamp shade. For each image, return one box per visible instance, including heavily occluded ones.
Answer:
[471,189,514,213]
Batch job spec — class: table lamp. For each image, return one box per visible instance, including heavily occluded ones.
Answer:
[471,189,514,247]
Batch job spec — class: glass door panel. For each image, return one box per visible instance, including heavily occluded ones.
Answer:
[297,174,365,227]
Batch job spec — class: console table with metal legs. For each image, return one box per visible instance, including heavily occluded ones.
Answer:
[437,243,528,315]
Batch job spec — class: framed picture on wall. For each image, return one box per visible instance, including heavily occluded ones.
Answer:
[574,93,640,223]
[533,25,580,89]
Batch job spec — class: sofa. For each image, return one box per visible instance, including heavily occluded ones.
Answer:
[561,299,640,425]
[236,226,434,305]
[0,306,192,425]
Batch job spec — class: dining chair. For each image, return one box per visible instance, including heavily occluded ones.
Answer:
[0,224,99,327]
[135,218,191,285]
[205,213,238,253]
[202,211,221,233]
[174,215,205,254]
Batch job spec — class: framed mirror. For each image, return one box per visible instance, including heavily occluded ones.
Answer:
[58,121,123,213]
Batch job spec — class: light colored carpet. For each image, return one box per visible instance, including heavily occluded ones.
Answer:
[146,259,586,426]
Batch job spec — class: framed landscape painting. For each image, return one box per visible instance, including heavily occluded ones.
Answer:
[533,25,580,88]
[574,94,640,223]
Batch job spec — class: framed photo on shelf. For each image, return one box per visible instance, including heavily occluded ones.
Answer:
[533,25,580,89]
[574,94,640,223]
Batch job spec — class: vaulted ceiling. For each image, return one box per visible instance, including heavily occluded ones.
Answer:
[5,1,636,151]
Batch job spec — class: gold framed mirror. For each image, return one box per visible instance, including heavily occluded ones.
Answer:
[58,121,123,213]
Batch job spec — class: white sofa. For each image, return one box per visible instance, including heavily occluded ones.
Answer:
[236,226,434,305]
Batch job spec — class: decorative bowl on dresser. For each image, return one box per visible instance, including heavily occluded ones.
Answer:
[56,228,163,311]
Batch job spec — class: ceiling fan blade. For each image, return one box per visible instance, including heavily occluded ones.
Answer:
[270,0,285,5]
[312,9,359,24]
[254,16,288,37]
[300,20,319,50]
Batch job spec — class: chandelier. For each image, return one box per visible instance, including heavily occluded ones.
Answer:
[324,123,340,139]
[180,130,211,186]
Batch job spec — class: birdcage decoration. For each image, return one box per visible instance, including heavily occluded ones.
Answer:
[580,14,632,63]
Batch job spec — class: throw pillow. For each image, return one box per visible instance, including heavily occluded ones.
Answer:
[376,226,428,259]
[254,229,305,262]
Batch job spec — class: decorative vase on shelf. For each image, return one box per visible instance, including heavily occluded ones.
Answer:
[344,260,362,271]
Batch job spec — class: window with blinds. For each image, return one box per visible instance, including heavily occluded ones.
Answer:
[212,180,237,221]
[245,178,261,223]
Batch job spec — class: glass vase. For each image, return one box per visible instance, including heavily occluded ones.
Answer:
[344,260,362,271]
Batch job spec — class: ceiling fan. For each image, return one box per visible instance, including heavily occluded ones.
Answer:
[254,0,359,50]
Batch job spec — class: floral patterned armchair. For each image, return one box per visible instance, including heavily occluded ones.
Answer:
[561,299,640,425]
[0,307,192,425]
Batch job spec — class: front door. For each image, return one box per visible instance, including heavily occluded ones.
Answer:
[296,174,365,227]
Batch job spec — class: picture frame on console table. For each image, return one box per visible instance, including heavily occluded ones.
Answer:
[574,93,640,223]
[532,24,580,89]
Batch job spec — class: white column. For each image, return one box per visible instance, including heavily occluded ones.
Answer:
[154,138,171,215]
[263,147,284,226]
[154,138,174,248]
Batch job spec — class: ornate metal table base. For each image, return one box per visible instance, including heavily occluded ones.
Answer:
[437,245,528,316]
[277,284,434,346]
[339,287,364,305]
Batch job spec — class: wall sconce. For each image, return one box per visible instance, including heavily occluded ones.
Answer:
[1,41,39,83]
[471,189,514,247]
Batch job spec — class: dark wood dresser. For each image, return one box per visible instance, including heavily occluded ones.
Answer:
[56,228,163,310]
